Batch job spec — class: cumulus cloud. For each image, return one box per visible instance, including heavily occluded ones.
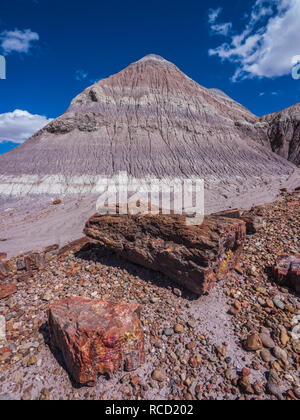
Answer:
[0,29,39,55]
[208,0,300,81]
[0,110,52,144]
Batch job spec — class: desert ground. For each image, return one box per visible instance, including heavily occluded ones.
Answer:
[0,189,299,400]
[0,168,299,259]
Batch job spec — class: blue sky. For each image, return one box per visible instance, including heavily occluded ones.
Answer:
[0,0,300,155]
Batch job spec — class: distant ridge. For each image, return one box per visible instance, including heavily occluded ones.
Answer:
[263,102,300,165]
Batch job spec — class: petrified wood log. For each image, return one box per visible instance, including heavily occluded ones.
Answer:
[0,284,17,300]
[48,297,145,386]
[274,255,300,293]
[84,214,246,295]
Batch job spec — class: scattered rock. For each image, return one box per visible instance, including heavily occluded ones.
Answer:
[260,349,272,363]
[280,330,289,346]
[272,346,287,361]
[151,369,165,383]
[244,334,263,351]
[164,328,174,337]
[174,324,184,334]
[273,298,285,310]
[260,332,275,349]
[291,325,300,340]
[267,369,284,400]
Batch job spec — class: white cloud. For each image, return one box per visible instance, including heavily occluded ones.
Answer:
[75,69,88,81]
[0,29,39,55]
[208,7,232,36]
[0,110,52,144]
[208,0,300,81]
[208,8,222,24]
[211,22,232,36]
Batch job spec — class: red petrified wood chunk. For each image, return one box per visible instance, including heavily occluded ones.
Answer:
[0,284,17,300]
[48,297,145,386]
[16,253,46,274]
[84,213,246,296]
[53,199,62,205]
[274,255,300,293]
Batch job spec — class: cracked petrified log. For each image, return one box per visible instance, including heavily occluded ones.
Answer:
[274,255,300,293]
[213,209,266,234]
[48,297,145,386]
[84,213,246,295]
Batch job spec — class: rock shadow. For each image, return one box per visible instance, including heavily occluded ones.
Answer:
[74,242,199,301]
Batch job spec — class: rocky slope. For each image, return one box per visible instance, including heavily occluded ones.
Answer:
[263,103,300,165]
[0,54,297,196]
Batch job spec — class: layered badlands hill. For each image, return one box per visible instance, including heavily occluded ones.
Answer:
[0,54,298,197]
[0,55,299,258]
[263,102,300,165]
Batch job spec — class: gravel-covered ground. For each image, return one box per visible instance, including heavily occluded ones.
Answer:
[0,192,299,400]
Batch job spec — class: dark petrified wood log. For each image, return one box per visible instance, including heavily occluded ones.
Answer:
[84,213,246,295]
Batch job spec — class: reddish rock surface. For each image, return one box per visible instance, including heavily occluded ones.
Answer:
[0,253,7,262]
[274,255,300,293]
[57,237,92,256]
[84,213,246,295]
[48,297,145,386]
[0,284,17,300]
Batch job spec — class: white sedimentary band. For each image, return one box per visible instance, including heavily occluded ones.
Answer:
[0,173,204,217]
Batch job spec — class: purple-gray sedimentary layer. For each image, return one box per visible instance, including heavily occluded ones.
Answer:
[0,54,298,196]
